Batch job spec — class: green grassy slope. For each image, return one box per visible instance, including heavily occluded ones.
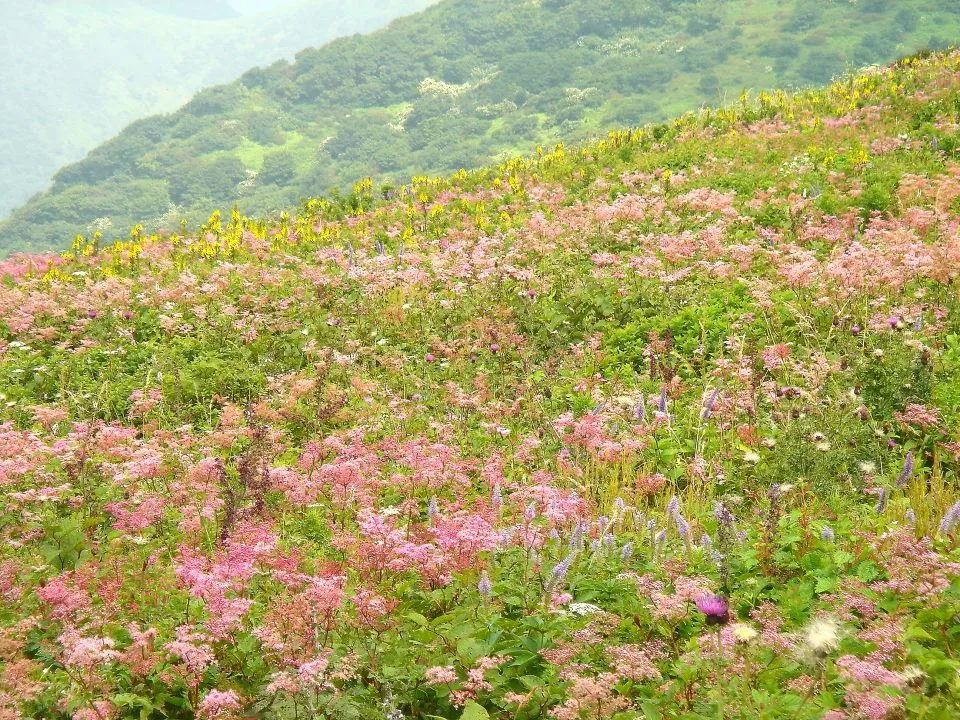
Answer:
[2,0,960,255]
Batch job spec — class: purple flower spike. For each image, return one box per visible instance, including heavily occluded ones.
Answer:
[696,594,730,626]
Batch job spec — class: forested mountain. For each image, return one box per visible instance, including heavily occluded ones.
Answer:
[3,0,959,254]
[0,0,435,220]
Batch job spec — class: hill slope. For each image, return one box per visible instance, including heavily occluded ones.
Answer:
[4,0,960,254]
[0,0,435,220]
[0,50,959,718]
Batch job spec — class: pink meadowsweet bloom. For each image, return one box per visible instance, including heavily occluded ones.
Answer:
[36,573,90,619]
[893,403,941,428]
[72,700,117,720]
[59,627,120,669]
[197,689,241,719]
[424,665,458,684]
[762,343,791,371]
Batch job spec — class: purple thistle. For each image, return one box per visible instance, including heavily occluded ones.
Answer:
[895,451,914,488]
[695,594,730,625]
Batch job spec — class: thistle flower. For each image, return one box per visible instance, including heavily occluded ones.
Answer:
[801,617,841,658]
[731,623,758,643]
[695,594,729,625]
[895,451,914,488]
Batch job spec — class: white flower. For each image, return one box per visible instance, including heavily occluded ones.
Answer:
[568,602,603,616]
[801,617,841,657]
[731,623,758,643]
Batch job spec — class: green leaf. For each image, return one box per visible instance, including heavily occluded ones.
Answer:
[814,575,837,594]
[459,700,490,720]
[639,701,662,720]
[855,560,880,582]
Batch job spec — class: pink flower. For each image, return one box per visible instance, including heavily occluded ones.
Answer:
[197,689,241,719]
[424,665,458,684]
[695,594,730,625]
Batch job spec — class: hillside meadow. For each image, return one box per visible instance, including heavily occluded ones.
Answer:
[0,49,960,720]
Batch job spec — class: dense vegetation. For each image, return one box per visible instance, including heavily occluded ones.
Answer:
[0,0,434,220]
[1,48,960,719]
[4,0,960,254]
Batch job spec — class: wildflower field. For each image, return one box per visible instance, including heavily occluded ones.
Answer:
[2,50,960,720]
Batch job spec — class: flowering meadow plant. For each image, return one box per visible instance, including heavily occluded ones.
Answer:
[2,50,960,720]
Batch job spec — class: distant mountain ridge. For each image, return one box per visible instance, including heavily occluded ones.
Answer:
[2,0,959,254]
[0,0,435,221]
